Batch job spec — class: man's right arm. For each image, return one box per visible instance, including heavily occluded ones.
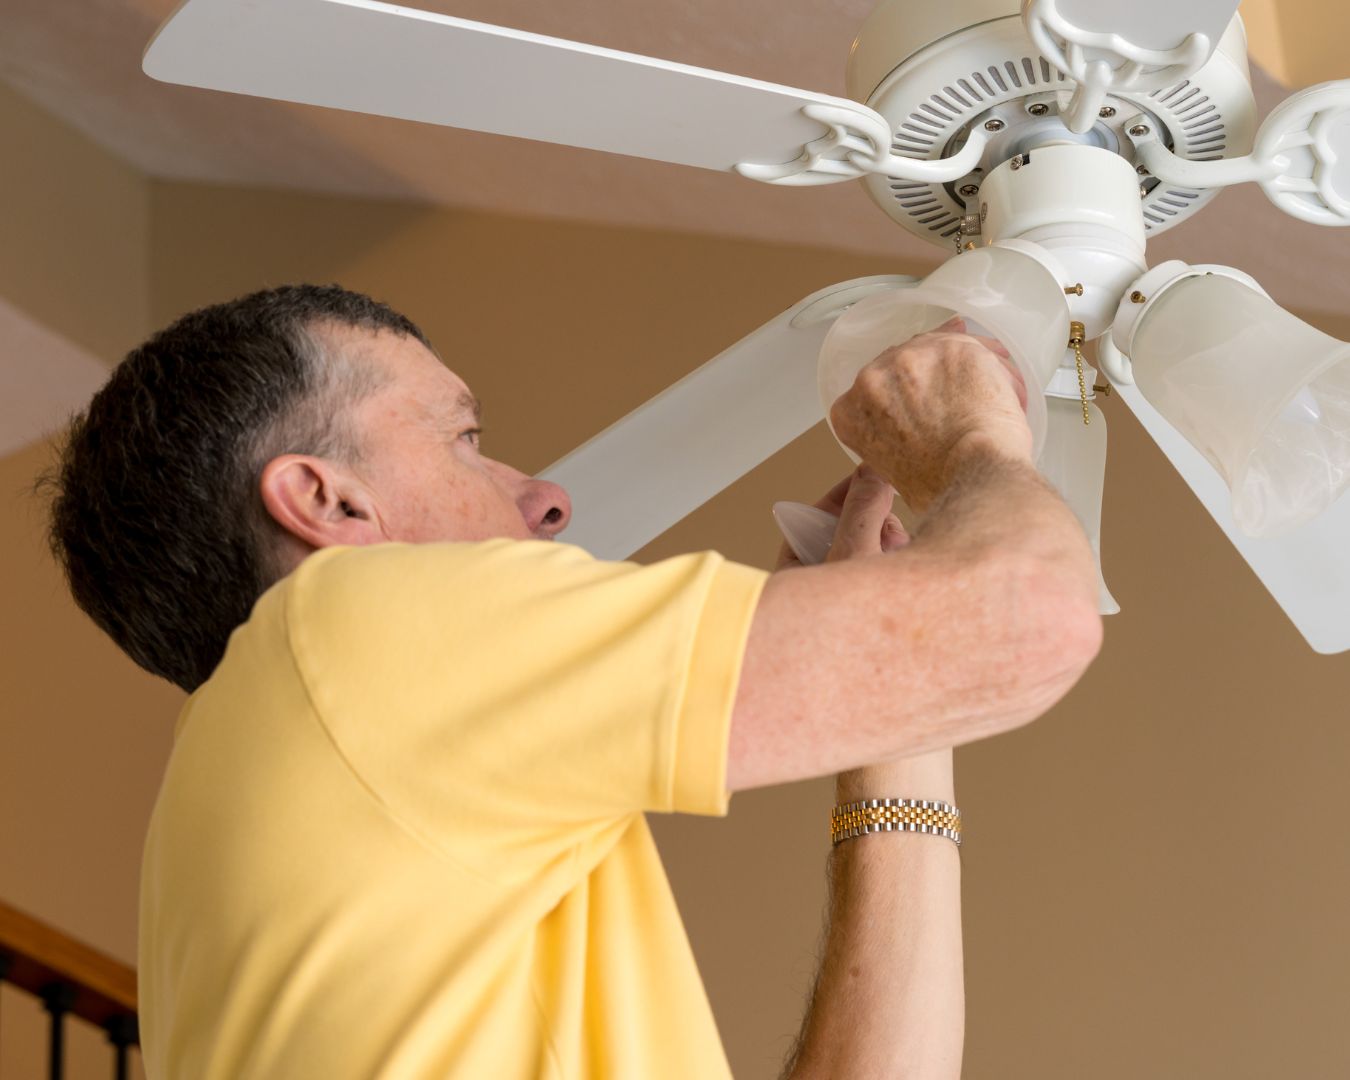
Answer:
[726,325,1102,792]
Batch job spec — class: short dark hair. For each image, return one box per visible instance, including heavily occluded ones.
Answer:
[42,283,432,693]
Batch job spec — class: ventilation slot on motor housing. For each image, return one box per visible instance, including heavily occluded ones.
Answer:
[888,55,1067,238]
[885,62,1233,236]
[1139,79,1227,228]
[863,23,1248,247]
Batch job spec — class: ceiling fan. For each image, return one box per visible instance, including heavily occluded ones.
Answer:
[142,0,1350,653]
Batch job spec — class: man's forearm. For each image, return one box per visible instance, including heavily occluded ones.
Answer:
[732,442,1103,787]
[785,751,963,1080]
[910,436,1097,601]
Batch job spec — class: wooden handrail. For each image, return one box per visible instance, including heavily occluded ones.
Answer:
[0,898,137,1030]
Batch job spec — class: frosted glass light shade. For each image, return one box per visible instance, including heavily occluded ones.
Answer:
[1040,396,1119,615]
[818,246,1072,459]
[1130,275,1350,537]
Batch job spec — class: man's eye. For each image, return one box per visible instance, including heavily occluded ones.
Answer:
[460,428,483,448]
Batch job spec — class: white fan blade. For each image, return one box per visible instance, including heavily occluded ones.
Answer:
[1022,0,1241,132]
[145,0,876,178]
[540,277,912,561]
[1113,381,1350,654]
[1036,0,1241,56]
[0,297,109,458]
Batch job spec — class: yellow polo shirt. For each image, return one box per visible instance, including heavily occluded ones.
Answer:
[138,539,767,1079]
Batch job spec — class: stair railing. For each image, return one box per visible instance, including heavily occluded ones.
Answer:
[0,898,139,1079]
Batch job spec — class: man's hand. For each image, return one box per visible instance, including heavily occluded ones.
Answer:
[774,467,908,572]
[829,316,1032,513]
[731,307,1102,787]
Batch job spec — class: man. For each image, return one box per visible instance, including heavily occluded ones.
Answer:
[45,283,1100,1078]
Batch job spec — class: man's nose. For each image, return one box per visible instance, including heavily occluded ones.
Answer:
[488,459,572,537]
[523,479,572,538]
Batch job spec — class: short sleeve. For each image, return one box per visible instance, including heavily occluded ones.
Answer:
[282,540,766,868]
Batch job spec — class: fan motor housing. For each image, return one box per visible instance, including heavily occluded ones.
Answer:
[849,2,1258,248]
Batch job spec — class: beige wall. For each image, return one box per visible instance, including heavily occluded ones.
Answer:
[0,82,149,359]
[0,81,160,1080]
[1241,0,1350,86]
[5,85,1350,1079]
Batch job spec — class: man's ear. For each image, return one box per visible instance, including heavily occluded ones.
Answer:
[259,454,387,552]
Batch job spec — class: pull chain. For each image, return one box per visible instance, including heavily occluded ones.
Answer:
[1069,321,1090,425]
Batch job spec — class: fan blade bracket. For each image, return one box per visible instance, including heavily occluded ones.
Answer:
[734,103,991,187]
[1252,81,1350,227]
[1021,0,1239,134]
[1124,81,1350,226]
[1126,117,1282,188]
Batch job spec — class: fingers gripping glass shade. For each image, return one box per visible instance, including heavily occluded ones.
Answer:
[817,246,1073,461]
[1128,275,1350,538]
[774,398,1122,610]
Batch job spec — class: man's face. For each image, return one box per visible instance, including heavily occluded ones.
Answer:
[340,326,571,544]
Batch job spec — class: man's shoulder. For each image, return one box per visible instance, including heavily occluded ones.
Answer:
[268,539,611,681]
[276,538,591,621]
[290,538,597,592]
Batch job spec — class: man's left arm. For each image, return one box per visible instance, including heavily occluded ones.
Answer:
[770,470,964,1080]
[783,750,962,1080]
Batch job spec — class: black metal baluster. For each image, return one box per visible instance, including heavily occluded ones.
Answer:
[106,1014,138,1080]
[0,952,11,1063]
[40,983,76,1080]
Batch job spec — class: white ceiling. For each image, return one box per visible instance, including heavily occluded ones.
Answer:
[0,0,1347,312]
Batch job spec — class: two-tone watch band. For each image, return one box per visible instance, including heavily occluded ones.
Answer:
[830,797,962,847]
